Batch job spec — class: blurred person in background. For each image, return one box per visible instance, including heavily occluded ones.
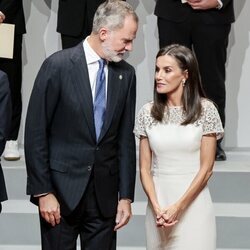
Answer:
[57,0,125,49]
[0,0,26,161]
[0,70,11,213]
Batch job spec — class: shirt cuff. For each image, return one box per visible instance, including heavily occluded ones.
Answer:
[120,198,132,203]
[33,193,49,198]
[216,0,223,9]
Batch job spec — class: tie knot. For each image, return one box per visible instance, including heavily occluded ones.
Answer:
[98,59,106,70]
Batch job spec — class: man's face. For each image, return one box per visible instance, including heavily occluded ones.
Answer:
[102,15,138,62]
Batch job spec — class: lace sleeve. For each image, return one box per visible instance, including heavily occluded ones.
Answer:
[202,100,224,140]
[133,103,152,138]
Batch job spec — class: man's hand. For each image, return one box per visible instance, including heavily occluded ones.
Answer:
[114,199,132,231]
[187,0,219,10]
[0,11,5,23]
[39,193,61,227]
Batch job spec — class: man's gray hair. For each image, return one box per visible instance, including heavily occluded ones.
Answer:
[92,1,138,34]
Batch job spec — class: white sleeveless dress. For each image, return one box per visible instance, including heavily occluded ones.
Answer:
[134,99,223,250]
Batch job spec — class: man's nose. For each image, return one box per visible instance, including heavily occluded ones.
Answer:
[125,42,133,51]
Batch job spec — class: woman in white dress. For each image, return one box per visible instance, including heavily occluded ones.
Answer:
[134,44,224,250]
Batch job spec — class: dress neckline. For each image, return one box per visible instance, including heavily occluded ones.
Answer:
[167,105,183,109]
[168,105,183,108]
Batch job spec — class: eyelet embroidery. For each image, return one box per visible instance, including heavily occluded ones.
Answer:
[134,99,224,139]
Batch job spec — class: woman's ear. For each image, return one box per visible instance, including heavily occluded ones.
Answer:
[183,69,189,81]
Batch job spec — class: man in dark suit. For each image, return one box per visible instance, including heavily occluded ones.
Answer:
[0,0,26,161]
[0,70,11,213]
[155,0,235,161]
[57,0,126,49]
[25,1,138,249]
[57,0,106,49]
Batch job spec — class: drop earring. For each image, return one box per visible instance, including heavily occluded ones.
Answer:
[182,79,186,87]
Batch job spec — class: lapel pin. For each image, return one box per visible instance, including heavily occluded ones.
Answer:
[119,75,123,80]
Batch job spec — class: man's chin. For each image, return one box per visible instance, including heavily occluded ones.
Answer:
[110,55,123,62]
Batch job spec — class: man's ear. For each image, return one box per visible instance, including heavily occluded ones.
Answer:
[99,28,109,42]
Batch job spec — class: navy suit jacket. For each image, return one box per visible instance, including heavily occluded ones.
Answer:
[25,43,136,217]
[0,70,11,202]
[155,0,235,24]
[0,0,26,35]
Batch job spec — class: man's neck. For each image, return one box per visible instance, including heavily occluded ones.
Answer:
[87,35,104,59]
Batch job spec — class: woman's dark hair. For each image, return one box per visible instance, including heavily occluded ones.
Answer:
[151,44,206,125]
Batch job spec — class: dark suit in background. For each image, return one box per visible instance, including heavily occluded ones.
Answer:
[57,0,106,49]
[0,70,12,212]
[155,0,234,160]
[57,0,126,49]
[0,0,26,141]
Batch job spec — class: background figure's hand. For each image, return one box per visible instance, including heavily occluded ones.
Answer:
[0,11,5,23]
[39,193,61,227]
[187,0,219,10]
[114,199,132,231]
[161,203,181,227]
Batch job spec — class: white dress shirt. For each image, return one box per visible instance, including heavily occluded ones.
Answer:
[83,37,108,103]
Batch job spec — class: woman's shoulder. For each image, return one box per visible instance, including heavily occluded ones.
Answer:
[138,101,154,114]
[201,98,217,110]
[200,98,221,120]
[134,101,155,137]
[200,98,224,138]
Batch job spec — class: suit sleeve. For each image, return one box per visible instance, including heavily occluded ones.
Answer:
[0,72,11,155]
[118,67,136,202]
[25,58,61,196]
[221,0,233,9]
[0,0,20,18]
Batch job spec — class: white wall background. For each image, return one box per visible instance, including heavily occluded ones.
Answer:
[21,0,250,149]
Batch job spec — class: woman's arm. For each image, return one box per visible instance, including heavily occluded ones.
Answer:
[140,136,178,227]
[162,134,216,224]
[139,137,161,215]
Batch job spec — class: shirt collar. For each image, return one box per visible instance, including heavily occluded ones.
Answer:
[83,37,101,65]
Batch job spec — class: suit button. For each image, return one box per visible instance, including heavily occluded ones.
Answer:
[96,147,99,151]
[87,166,92,171]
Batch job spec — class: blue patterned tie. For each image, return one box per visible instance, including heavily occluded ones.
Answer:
[94,59,106,141]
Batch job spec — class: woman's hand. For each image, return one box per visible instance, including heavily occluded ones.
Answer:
[160,203,182,227]
[153,205,164,226]
[153,204,178,228]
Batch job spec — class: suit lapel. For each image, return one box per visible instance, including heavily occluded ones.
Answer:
[70,44,96,142]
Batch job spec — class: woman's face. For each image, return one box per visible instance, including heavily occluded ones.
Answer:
[155,54,187,96]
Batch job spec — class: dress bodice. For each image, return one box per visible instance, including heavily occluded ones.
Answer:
[134,99,224,174]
